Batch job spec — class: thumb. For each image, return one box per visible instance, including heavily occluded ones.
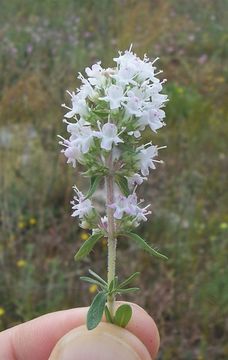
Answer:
[49,322,152,360]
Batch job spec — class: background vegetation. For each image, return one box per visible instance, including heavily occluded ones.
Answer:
[0,0,227,359]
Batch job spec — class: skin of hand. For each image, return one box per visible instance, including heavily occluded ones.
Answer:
[0,302,159,360]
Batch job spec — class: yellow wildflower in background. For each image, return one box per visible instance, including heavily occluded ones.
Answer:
[18,221,26,229]
[197,355,204,360]
[89,284,98,294]
[0,307,5,316]
[16,259,27,268]
[80,231,89,241]
[29,218,37,225]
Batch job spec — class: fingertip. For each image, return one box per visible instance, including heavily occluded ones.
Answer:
[116,302,160,359]
[49,323,152,360]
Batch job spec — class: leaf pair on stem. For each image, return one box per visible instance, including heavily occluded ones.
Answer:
[81,270,140,330]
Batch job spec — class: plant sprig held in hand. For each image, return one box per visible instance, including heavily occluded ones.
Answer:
[59,45,168,330]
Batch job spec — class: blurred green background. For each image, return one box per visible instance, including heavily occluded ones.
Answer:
[0,0,227,359]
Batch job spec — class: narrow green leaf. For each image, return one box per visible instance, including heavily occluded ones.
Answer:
[114,276,118,289]
[74,233,103,261]
[80,276,106,289]
[89,269,108,286]
[124,232,168,260]
[115,175,130,196]
[119,272,140,289]
[108,279,115,292]
[85,176,101,199]
[117,287,140,294]
[87,292,107,330]
[114,304,132,328]
[104,305,113,324]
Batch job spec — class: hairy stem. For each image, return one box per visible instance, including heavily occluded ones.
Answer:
[105,153,117,317]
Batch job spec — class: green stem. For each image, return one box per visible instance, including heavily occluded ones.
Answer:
[105,153,117,317]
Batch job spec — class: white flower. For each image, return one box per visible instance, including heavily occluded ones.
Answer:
[80,82,97,101]
[134,204,151,223]
[151,93,168,108]
[109,195,129,219]
[62,91,89,118]
[113,49,139,70]
[101,85,125,110]
[124,87,148,116]
[73,126,95,154]
[127,173,147,189]
[138,108,165,132]
[125,193,151,222]
[65,118,89,134]
[95,123,123,151]
[67,121,95,154]
[62,142,83,168]
[112,64,137,85]
[59,131,84,168]
[71,187,94,219]
[85,62,104,87]
[110,193,151,222]
[114,49,159,84]
[137,145,160,176]
[137,57,158,82]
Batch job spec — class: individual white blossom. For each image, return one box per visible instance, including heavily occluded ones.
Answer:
[59,119,93,167]
[110,195,129,219]
[62,91,89,119]
[95,123,124,151]
[127,173,147,189]
[124,87,148,116]
[71,125,95,154]
[137,145,161,176]
[85,62,103,85]
[101,85,125,110]
[71,187,94,219]
[62,141,83,168]
[138,108,166,132]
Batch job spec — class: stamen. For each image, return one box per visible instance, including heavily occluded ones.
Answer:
[152,57,159,65]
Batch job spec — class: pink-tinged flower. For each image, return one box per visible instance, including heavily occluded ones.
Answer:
[101,85,125,110]
[63,143,83,168]
[138,108,166,132]
[110,195,129,219]
[137,145,163,176]
[95,123,123,151]
[71,187,94,219]
[65,120,95,154]
[124,87,147,116]
[110,193,151,222]
[127,173,147,189]
[58,134,84,168]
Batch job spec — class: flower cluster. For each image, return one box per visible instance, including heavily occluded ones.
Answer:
[59,47,168,232]
[110,193,151,224]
